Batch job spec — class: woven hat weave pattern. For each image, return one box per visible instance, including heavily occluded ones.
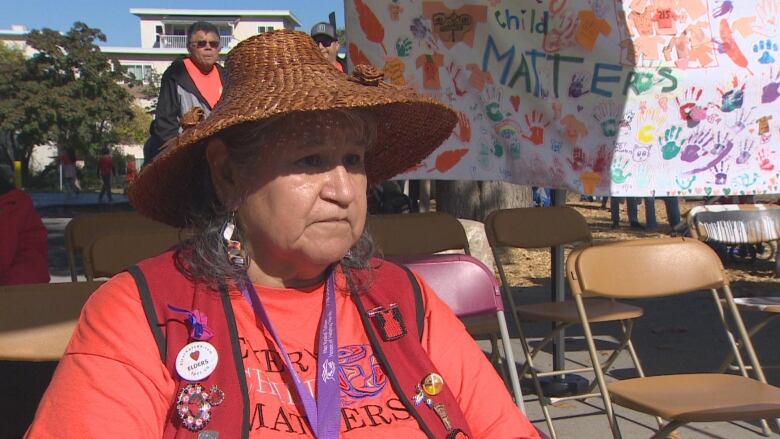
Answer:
[130,30,456,227]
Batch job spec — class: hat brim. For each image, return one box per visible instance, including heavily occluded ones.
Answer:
[130,31,457,227]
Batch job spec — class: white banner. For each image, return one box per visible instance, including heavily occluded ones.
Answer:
[346,0,780,197]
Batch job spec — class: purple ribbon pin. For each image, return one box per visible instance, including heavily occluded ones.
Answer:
[168,305,215,341]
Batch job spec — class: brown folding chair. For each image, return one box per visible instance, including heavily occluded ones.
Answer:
[368,212,522,391]
[485,207,645,439]
[568,237,780,438]
[65,211,181,281]
[89,230,183,279]
[0,281,104,361]
[366,212,470,257]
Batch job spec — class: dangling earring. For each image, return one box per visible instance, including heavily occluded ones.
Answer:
[222,212,247,268]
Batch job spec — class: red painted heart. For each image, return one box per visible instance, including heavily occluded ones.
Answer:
[190,351,200,361]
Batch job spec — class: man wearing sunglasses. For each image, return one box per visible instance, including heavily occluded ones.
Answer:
[310,22,345,72]
[145,21,227,164]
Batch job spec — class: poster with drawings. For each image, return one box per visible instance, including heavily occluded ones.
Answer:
[345,0,780,197]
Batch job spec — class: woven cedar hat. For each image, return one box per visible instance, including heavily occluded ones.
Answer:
[130,30,456,227]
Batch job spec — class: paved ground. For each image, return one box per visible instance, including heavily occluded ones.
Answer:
[7,191,780,438]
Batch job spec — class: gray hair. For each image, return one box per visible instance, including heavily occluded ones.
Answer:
[175,109,378,290]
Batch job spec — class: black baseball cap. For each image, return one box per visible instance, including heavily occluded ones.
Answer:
[310,22,336,40]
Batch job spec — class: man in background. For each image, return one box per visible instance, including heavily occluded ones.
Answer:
[310,22,345,72]
[145,21,228,165]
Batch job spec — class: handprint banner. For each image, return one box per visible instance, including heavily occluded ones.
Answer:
[345,0,780,197]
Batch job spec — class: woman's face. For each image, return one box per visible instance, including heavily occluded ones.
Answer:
[208,113,369,285]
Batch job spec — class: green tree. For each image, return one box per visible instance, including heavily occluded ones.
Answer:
[0,22,136,181]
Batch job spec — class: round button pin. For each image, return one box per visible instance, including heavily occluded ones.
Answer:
[422,372,444,396]
[176,341,219,382]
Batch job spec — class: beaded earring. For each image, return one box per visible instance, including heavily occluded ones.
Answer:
[222,213,247,268]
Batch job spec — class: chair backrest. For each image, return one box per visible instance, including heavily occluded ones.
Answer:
[90,231,182,278]
[391,254,503,317]
[0,281,104,361]
[687,204,780,244]
[367,212,470,257]
[567,237,727,299]
[65,211,181,280]
[485,207,592,249]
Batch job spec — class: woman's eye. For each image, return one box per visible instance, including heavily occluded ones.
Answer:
[344,154,363,168]
[296,155,323,167]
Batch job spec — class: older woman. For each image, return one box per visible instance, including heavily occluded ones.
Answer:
[27,31,539,438]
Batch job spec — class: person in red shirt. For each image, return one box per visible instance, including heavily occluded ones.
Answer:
[0,165,49,285]
[124,155,137,194]
[97,147,114,203]
[27,32,540,438]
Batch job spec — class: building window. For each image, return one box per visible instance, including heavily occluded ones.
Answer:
[125,64,154,84]
[257,25,274,34]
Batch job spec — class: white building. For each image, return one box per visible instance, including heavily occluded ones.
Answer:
[103,8,301,84]
[0,9,301,170]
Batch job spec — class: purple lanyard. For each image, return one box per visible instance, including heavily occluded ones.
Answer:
[240,271,340,439]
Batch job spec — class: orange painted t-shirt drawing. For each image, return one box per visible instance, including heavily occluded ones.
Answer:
[422,2,488,49]
[416,53,445,90]
[576,10,612,51]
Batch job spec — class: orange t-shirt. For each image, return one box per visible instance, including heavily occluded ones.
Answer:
[575,10,612,51]
[26,271,538,438]
[183,58,223,109]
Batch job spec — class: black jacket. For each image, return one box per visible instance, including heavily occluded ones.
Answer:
[145,58,227,164]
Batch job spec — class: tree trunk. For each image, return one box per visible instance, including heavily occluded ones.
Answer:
[435,180,533,222]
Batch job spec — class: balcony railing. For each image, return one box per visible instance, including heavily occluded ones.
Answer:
[158,35,234,49]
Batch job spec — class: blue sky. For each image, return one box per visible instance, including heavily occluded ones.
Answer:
[2,0,344,46]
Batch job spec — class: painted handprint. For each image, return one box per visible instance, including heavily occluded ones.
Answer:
[395,37,412,57]
[762,70,780,103]
[482,86,504,122]
[522,110,551,146]
[675,87,707,125]
[736,139,756,165]
[731,107,755,133]
[634,164,652,189]
[593,101,620,137]
[543,11,578,53]
[681,129,714,162]
[610,157,632,184]
[715,75,746,112]
[755,0,780,37]
[687,131,735,174]
[635,107,668,145]
[456,112,471,142]
[659,126,686,160]
[568,146,587,171]
[759,149,775,171]
[754,39,778,64]
[568,72,591,98]
[713,0,734,18]
[445,62,468,97]
[711,162,730,185]
[592,144,610,173]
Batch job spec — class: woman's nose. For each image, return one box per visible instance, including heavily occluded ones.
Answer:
[322,166,356,205]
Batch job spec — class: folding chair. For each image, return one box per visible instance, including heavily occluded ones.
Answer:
[567,237,780,438]
[394,253,525,413]
[65,211,181,281]
[0,281,104,361]
[485,207,645,439]
[366,212,470,257]
[89,230,182,279]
